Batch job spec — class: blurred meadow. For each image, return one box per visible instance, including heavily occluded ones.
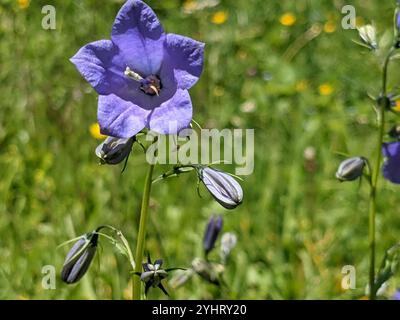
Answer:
[2,0,400,299]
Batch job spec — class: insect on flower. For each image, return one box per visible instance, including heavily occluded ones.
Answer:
[61,231,99,284]
[70,0,205,138]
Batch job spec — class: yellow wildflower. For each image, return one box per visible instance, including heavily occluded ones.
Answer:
[18,0,30,9]
[280,12,296,27]
[394,100,400,112]
[211,11,228,25]
[89,123,106,140]
[319,83,334,96]
[324,21,336,33]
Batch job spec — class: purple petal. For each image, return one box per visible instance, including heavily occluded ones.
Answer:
[164,33,205,90]
[111,0,165,76]
[148,89,192,134]
[382,142,400,184]
[98,94,150,138]
[70,40,131,96]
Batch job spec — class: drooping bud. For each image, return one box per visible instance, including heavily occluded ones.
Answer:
[220,232,237,263]
[95,136,134,165]
[335,157,366,182]
[203,215,223,256]
[191,257,224,286]
[198,166,243,209]
[61,231,98,284]
[169,270,194,289]
[358,25,378,50]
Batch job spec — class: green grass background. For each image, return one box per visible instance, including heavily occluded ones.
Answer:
[1,0,400,299]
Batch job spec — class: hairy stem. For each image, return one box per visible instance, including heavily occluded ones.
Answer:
[132,163,155,300]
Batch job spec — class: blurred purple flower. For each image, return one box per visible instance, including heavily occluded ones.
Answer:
[397,11,400,31]
[203,215,223,255]
[71,0,204,137]
[382,142,400,184]
[393,289,400,300]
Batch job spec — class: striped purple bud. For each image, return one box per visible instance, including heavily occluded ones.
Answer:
[336,157,366,182]
[203,215,223,255]
[61,232,98,284]
[198,166,243,209]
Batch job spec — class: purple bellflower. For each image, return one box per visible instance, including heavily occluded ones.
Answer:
[382,142,400,184]
[203,215,223,256]
[71,0,205,138]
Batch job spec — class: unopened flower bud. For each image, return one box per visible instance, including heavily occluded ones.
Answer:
[61,232,98,284]
[198,166,243,209]
[192,257,224,286]
[336,157,366,182]
[169,270,194,289]
[220,232,237,263]
[95,136,134,165]
[358,25,378,50]
[203,215,223,255]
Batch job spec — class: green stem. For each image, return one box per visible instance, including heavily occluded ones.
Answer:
[132,163,155,300]
[368,49,394,300]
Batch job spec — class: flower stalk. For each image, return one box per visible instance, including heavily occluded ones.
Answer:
[133,163,155,300]
[368,48,394,300]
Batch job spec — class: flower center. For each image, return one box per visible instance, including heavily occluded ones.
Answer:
[140,75,162,96]
[124,67,162,96]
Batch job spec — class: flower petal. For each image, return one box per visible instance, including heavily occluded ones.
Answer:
[98,94,150,138]
[382,142,400,184]
[111,0,165,76]
[148,89,192,134]
[70,40,130,95]
[164,33,205,90]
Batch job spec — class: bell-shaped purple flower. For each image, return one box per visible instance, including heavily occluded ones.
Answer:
[198,166,243,209]
[71,0,204,138]
[61,232,98,284]
[382,142,400,184]
[203,215,223,255]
